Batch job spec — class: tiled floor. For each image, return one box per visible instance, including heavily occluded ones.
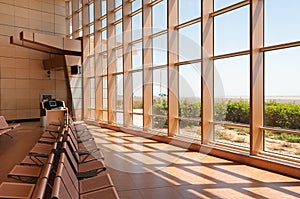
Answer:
[0,122,42,184]
[87,125,300,199]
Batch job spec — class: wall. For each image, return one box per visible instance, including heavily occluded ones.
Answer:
[0,0,67,120]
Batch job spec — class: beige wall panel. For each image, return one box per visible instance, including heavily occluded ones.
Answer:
[17,0,30,8]
[16,79,30,89]
[55,71,65,80]
[0,3,14,15]
[15,47,29,58]
[0,57,15,68]
[15,58,29,69]
[55,90,67,100]
[55,24,66,35]
[29,0,42,10]
[15,7,29,18]
[29,10,41,19]
[29,19,42,31]
[55,5,65,16]
[1,79,16,89]
[1,88,17,99]
[30,99,40,109]
[42,13,55,23]
[17,109,31,119]
[42,22,55,33]
[56,80,66,89]
[29,70,46,79]
[16,68,30,79]
[0,46,15,57]
[44,80,56,90]
[29,59,43,70]
[42,2,55,13]
[30,108,40,118]
[0,0,14,4]
[55,15,66,25]
[0,13,14,26]
[15,17,29,28]
[1,68,16,78]
[0,36,9,45]
[16,88,30,99]
[1,99,17,109]
[0,25,14,36]
[17,99,31,109]
[29,89,41,100]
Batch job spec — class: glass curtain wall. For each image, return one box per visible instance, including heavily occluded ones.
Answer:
[68,0,300,162]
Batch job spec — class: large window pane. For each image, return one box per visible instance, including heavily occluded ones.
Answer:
[101,0,106,16]
[132,71,143,114]
[115,9,122,21]
[116,48,123,73]
[116,74,123,111]
[214,6,249,55]
[132,42,142,70]
[214,55,250,148]
[265,0,300,46]
[132,0,142,12]
[265,47,300,130]
[89,3,94,23]
[101,18,107,28]
[153,34,167,66]
[152,68,168,132]
[179,23,201,62]
[101,30,107,52]
[178,0,201,24]
[152,0,167,33]
[132,71,143,128]
[132,13,142,41]
[116,112,124,125]
[115,22,122,45]
[115,0,122,8]
[102,76,108,109]
[78,12,82,29]
[90,78,95,109]
[179,63,201,137]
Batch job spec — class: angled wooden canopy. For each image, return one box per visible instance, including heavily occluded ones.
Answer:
[10,31,81,56]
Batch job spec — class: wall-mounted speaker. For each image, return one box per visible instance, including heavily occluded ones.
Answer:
[71,65,81,75]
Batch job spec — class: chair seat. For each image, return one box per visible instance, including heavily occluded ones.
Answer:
[0,182,35,199]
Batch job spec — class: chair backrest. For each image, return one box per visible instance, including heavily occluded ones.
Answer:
[59,153,80,193]
[0,116,9,128]
[68,129,79,150]
[54,162,79,199]
[31,177,49,199]
[51,173,72,199]
[62,142,79,173]
[65,136,81,164]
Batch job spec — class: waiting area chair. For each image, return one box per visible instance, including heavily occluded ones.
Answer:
[0,116,20,138]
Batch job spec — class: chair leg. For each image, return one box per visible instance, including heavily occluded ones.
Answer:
[4,133,13,138]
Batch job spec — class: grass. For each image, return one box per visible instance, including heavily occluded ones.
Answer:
[265,131,300,143]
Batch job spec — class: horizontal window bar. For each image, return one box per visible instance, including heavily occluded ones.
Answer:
[211,121,250,128]
[211,50,250,60]
[261,126,300,136]
[210,0,249,17]
[260,41,300,52]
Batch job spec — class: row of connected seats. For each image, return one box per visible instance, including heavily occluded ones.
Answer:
[0,122,64,198]
[0,117,119,199]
